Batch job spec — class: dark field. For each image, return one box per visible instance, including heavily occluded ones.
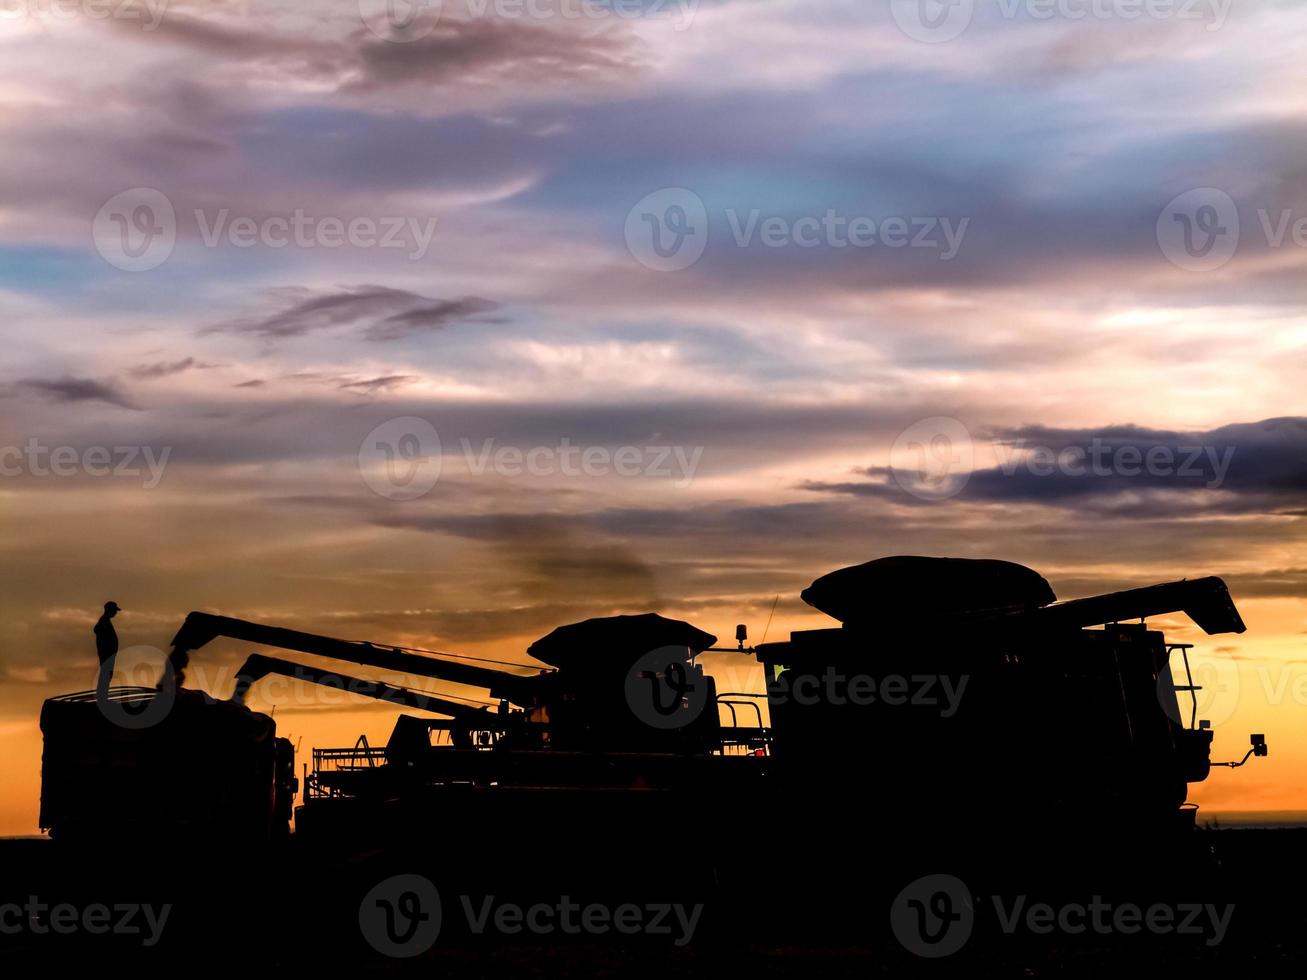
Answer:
[2,829,1305,977]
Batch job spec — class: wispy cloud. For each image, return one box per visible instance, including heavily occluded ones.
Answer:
[128,357,216,380]
[338,374,419,393]
[206,286,501,342]
[14,377,139,411]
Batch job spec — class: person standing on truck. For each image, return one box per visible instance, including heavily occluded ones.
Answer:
[94,601,120,689]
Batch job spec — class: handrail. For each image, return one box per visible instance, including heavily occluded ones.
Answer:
[1167,642,1202,730]
[718,697,764,730]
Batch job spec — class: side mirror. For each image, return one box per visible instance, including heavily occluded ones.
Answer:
[1213,733,1268,769]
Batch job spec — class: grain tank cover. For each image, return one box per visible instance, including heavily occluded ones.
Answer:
[528,614,717,671]
[801,556,1056,625]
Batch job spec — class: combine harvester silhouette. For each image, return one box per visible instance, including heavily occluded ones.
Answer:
[39,557,1264,897]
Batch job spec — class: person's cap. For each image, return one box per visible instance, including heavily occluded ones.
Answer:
[104,601,121,612]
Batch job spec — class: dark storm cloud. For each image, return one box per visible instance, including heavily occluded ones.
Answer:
[206,286,500,341]
[112,13,640,94]
[346,19,641,92]
[974,418,1307,499]
[122,12,341,66]
[806,418,1307,517]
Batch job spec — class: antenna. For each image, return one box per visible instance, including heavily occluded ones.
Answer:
[760,594,780,646]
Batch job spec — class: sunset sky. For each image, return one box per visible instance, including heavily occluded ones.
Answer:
[2,0,1306,835]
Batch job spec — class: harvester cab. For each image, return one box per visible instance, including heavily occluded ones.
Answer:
[753,556,1264,858]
